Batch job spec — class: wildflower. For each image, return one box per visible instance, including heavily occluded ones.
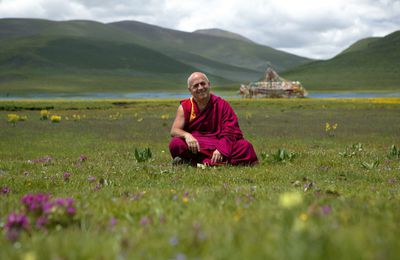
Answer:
[140,216,151,226]
[35,216,48,229]
[245,112,252,120]
[7,114,19,126]
[325,122,331,132]
[22,251,36,260]
[50,115,61,123]
[40,110,49,120]
[109,217,117,230]
[2,186,11,194]
[93,183,102,191]
[28,156,52,164]
[78,155,87,162]
[279,191,303,209]
[5,212,30,241]
[181,191,190,203]
[20,115,28,121]
[63,172,71,181]
[88,176,96,182]
[325,122,338,136]
[161,114,170,120]
[169,236,179,246]
[299,213,308,221]
[42,198,76,227]
[321,205,332,215]
[21,193,50,214]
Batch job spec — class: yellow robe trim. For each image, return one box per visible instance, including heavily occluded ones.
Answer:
[189,97,197,122]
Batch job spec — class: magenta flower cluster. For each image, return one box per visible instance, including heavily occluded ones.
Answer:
[4,193,77,241]
[4,213,30,242]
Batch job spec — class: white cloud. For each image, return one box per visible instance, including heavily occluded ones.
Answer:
[0,0,399,59]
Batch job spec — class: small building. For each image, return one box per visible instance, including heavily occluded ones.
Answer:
[239,68,307,98]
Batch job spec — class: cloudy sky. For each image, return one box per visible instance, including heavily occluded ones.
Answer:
[0,0,399,59]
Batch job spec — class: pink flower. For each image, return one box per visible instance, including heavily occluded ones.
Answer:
[88,176,96,182]
[21,193,50,214]
[5,212,30,241]
[321,205,332,215]
[79,155,88,162]
[1,187,10,194]
[63,172,71,181]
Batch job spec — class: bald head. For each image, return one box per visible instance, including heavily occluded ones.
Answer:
[187,72,210,88]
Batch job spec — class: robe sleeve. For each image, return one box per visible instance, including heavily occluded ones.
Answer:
[215,101,243,158]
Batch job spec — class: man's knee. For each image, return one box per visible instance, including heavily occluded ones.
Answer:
[169,137,188,156]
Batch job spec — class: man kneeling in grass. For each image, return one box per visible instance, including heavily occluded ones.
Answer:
[169,72,258,166]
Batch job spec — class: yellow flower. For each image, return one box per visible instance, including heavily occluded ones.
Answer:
[50,115,61,123]
[7,114,20,123]
[332,123,338,130]
[325,122,331,132]
[279,191,303,209]
[299,213,308,221]
[182,197,189,203]
[161,114,170,120]
[40,110,49,120]
[19,115,28,121]
[22,251,36,260]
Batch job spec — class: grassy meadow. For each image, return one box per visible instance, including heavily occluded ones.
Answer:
[1,98,400,259]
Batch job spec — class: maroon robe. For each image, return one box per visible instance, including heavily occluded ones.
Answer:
[169,94,258,166]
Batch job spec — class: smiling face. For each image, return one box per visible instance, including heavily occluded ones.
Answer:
[187,72,211,102]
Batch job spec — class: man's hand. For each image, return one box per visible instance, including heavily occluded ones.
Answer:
[211,149,223,164]
[184,134,200,154]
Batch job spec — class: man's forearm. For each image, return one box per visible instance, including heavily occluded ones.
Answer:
[170,128,190,139]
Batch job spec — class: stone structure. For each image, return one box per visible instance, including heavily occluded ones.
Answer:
[239,68,307,98]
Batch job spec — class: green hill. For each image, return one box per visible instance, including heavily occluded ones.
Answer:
[109,20,310,73]
[282,31,400,90]
[192,28,254,43]
[0,18,311,95]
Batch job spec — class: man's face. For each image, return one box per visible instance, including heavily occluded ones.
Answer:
[188,74,210,101]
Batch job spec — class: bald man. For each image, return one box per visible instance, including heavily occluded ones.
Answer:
[169,72,258,166]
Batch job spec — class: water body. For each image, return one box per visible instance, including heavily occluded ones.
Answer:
[1,91,400,100]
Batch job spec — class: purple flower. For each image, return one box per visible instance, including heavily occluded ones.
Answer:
[63,172,71,181]
[109,217,117,230]
[21,193,50,214]
[5,212,30,241]
[321,205,332,215]
[169,236,179,246]
[1,186,10,194]
[36,216,48,229]
[79,155,88,162]
[88,176,96,182]
[29,156,53,164]
[93,183,102,191]
[140,216,151,226]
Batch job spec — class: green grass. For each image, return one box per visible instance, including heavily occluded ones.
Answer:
[1,98,400,259]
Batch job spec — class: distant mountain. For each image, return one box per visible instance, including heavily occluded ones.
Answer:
[282,31,400,90]
[0,18,312,95]
[108,21,310,74]
[192,28,254,43]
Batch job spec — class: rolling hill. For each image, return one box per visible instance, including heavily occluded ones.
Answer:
[0,18,311,95]
[282,31,400,90]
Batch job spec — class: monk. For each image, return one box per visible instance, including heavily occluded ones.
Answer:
[169,72,258,166]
